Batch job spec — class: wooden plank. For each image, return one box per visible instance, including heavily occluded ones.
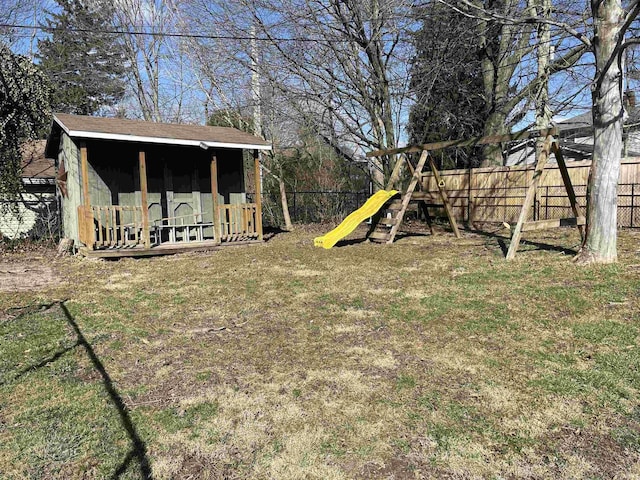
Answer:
[110,207,117,247]
[369,231,390,241]
[428,156,462,238]
[521,216,586,232]
[119,207,125,246]
[377,217,397,226]
[96,207,103,246]
[410,191,439,201]
[367,127,559,158]
[139,150,150,248]
[506,135,553,260]
[385,153,407,190]
[210,153,221,244]
[254,150,263,241]
[80,142,90,207]
[551,141,586,240]
[386,150,430,244]
[79,142,95,250]
[468,165,475,226]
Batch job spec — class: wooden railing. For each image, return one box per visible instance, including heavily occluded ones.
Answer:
[218,203,259,241]
[78,203,259,250]
[78,205,145,249]
[77,205,95,248]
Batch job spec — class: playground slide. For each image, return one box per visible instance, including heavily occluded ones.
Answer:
[313,189,398,249]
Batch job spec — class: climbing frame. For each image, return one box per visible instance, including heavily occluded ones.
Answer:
[366,149,461,244]
[366,127,586,258]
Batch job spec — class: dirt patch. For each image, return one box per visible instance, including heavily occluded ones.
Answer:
[0,259,61,292]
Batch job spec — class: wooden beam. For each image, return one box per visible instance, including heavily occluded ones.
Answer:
[506,135,554,260]
[551,141,586,240]
[385,150,429,244]
[428,156,461,238]
[210,152,221,244]
[139,149,150,248]
[80,141,90,207]
[253,150,263,241]
[367,127,559,158]
[521,217,586,232]
[78,141,96,249]
[385,153,407,190]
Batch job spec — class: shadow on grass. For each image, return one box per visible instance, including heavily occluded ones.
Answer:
[469,227,578,257]
[58,302,153,479]
[2,301,153,479]
[262,226,289,242]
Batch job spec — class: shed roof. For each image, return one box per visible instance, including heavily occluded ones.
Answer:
[48,113,272,152]
[21,140,55,179]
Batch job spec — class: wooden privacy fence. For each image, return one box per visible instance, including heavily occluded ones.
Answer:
[421,157,640,227]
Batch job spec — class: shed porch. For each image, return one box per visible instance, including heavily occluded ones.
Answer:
[75,143,264,257]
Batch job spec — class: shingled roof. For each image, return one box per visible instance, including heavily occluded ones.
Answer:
[48,113,272,152]
[21,140,55,179]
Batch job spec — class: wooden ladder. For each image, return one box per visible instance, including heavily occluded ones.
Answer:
[369,150,430,244]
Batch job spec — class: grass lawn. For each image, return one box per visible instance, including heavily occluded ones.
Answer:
[1,225,640,479]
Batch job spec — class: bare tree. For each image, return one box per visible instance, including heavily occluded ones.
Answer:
[114,0,197,122]
[446,0,639,262]
[183,0,413,189]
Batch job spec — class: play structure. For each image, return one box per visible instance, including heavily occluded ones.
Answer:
[316,127,586,259]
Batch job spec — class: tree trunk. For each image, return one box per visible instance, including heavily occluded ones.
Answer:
[534,0,552,163]
[575,0,624,264]
[480,111,508,167]
[279,177,293,231]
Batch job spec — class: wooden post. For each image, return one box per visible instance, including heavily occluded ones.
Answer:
[79,141,95,249]
[468,165,475,228]
[506,134,553,260]
[254,149,263,240]
[80,141,90,208]
[551,141,586,240]
[210,152,221,244]
[428,156,461,238]
[139,149,150,248]
[385,154,407,190]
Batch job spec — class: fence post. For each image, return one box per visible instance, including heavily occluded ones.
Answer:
[632,184,635,228]
[543,186,547,220]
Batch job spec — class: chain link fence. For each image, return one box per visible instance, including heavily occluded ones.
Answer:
[451,183,640,227]
[255,184,640,228]
[251,190,370,226]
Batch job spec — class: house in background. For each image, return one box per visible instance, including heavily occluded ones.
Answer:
[0,141,58,240]
[506,93,640,166]
[45,114,271,257]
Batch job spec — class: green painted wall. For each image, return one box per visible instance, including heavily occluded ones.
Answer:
[59,137,248,245]
[60,133,81,243]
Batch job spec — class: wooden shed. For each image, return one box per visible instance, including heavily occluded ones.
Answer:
[45,114,271,257]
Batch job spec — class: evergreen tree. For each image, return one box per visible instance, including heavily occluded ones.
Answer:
[408,4,486,168]
[37,0,127,115]
[0,45,51,206]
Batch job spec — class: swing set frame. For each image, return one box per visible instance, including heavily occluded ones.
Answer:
[366,127,586,259]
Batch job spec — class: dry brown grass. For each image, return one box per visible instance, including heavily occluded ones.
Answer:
[1,224,640,479]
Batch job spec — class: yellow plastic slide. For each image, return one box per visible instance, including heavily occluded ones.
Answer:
[313,189,398,249]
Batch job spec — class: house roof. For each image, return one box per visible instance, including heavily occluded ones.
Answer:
[21,140,55,179]
[48,113,272,152]
[557,106,640,134]
[557,111,592,132]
